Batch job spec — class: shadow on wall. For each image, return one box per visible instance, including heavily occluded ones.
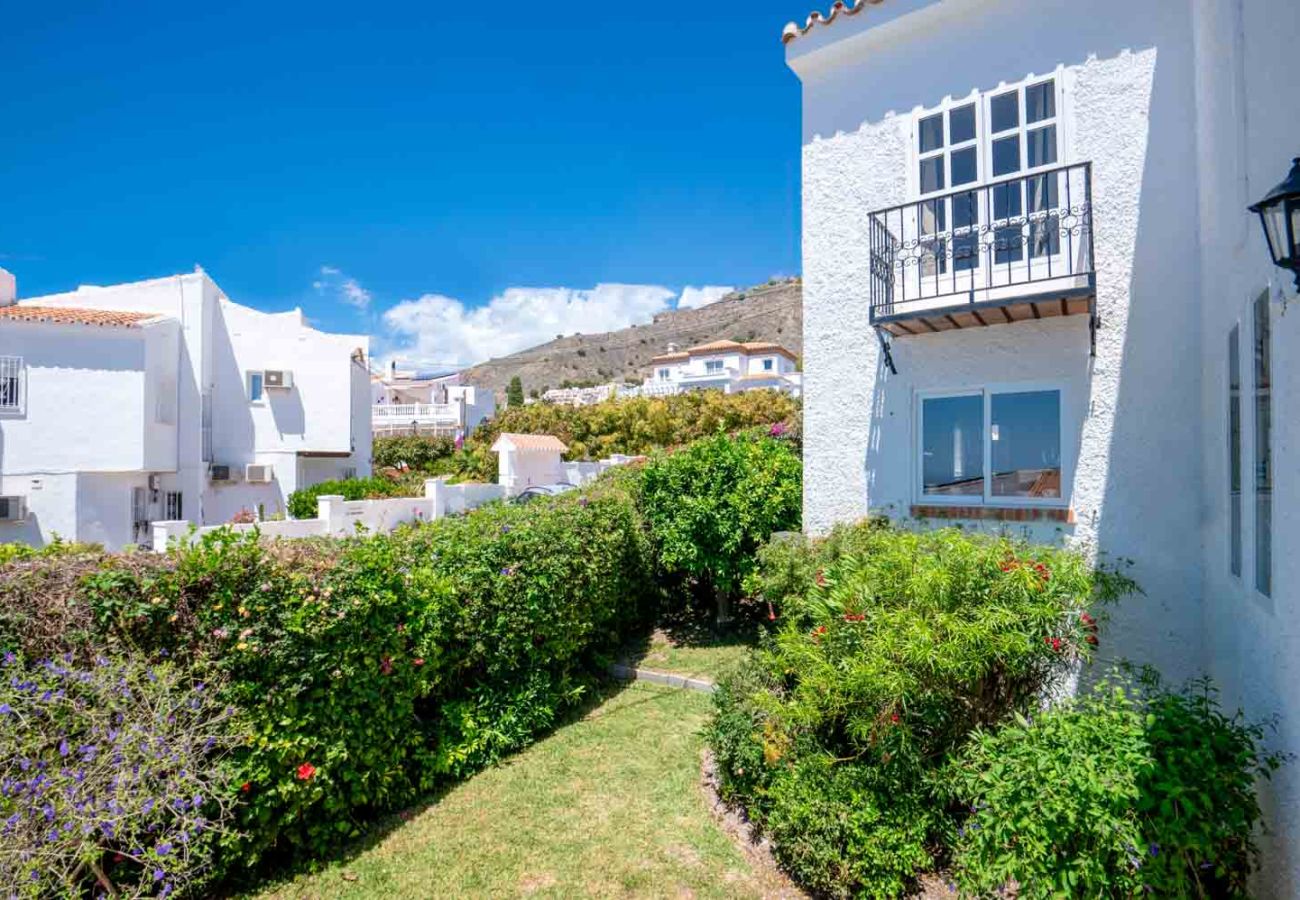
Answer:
[268,387,305,437]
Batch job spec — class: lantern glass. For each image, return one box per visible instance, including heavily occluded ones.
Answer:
[1290,199,1300,264]
[1259,200,1287,263]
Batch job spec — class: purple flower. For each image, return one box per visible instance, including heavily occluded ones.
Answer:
[153,869,166,882]
[500,567,517,576]
[58,740,70,757]
[1149,842,1160,857]
[769,422,787,437]
[2,652,14,665]
[0,703,10,715]
[156,842,173,856]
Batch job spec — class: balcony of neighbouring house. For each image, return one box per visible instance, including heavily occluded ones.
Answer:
[372,402,463,436]
[868,162,1096,363]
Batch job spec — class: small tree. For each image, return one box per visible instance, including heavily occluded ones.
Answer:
[507,376,525,408]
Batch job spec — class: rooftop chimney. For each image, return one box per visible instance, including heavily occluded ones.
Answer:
[0,268,15,307]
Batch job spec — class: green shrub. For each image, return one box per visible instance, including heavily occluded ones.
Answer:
[948,670,1287,899]
[638,432,801,620]
[286,476,411,519]
[709,521,1137,897]
[0,653,240,897]
[372,435,455,472]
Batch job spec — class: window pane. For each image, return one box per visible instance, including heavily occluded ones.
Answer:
[951,191,979,229]
[1229,325,1242,577]
[1254,294,1272,596]
[990,91,1019,133]
[991,391,1061,498]
[919,198,946,235]
[991,181,1023,220]
[994,225,1024,264]
[1030,216,1061,258]
[954,232,979,272]
[249,373,264,402]
[1026,80,1055,123]
[1027,125,1058,168]
[920,156,945,194]
[922,395,984,497]
[992,135,1020,176]
[949,104,976,144]
[1026,172,1059,213]
[919,113,944,153]
[951,147,978,186]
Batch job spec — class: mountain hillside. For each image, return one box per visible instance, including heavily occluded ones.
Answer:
[462,278,802,398]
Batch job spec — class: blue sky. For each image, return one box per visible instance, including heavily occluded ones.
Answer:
[0,1,806,365]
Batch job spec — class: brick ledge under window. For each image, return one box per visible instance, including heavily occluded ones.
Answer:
[911,505,1076,524]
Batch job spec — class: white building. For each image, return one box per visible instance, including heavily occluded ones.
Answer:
[644,340,802,396]
[372,362,495,437]
[786,0,1298,890]
[0,268,371,548]
[541,383,621,407]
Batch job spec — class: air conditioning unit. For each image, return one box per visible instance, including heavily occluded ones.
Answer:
[0,496,27,523]
[210,465,233,483]
[263,369,294,390]
[245,464,273,484]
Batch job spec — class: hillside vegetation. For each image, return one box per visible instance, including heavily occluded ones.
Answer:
[462,278,801,399]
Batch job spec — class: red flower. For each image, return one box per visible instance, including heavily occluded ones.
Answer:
[1086,634,1099,646]
[296,762,316,782]
[1051,638,1063,653]
[413,658,425,667]
[890,712,900,724]
[240,781,251,794]
[380,656,393,675]
[844,613,866,623]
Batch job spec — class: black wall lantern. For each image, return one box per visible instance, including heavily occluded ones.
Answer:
[1250,157,1300,291]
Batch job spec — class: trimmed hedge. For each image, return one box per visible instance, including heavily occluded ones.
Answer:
[0,472,654,883]
[285,476,412,519]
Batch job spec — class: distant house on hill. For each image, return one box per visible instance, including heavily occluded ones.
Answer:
[642,340,802,397]
[0,266,371,549]
[372,361,496,437]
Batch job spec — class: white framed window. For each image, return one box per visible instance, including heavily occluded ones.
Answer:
[658,368,670,381]
[762,358,775,372]
[0,356,24,415]
[917,385,1065,506]
[704,360,724,374]
[1228,324,1243,579]
[1252,293,1272,597]
[164,491,184,521]
[910,73,1067,275]
[247,371,265,403]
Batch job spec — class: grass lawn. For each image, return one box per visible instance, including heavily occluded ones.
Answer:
[255,683,790,899]
[628,631,754,683]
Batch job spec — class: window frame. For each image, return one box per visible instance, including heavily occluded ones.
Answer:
[164,491,184,522]
[915,381,1069,509]
[0,355,25,417]
[1227,323,1243,579]
[704,359,725,375]
[1252,292,1272,598]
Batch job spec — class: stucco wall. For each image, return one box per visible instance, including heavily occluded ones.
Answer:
[794,0,1205,682]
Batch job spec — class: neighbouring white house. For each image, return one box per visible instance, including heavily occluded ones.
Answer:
[490,433,570,494]
[0,267,371,549]
[541,383,622,407]
[643,340,802,396]
[371,361,496,437]
[785,0,1298,890]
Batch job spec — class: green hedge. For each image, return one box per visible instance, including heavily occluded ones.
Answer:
[0,473,653,882]
[285,476,412,519]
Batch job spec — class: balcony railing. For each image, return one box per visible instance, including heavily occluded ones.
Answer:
[869,162,1095,324]
[373,403,461,425]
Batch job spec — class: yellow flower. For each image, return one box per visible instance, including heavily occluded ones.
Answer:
[238,607,250,618]
[237,642,248,651]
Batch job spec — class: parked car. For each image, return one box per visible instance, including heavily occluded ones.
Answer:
[512,483,578,504]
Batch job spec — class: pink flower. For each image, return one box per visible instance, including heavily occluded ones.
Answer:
[296,763,316,781]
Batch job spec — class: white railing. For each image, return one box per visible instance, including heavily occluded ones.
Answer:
[373,403,461,422]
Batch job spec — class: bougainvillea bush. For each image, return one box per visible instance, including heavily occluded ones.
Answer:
[707,521,1137,898]
[0,471,653,889]
[947,669,1286,899]
[0,654,239,898]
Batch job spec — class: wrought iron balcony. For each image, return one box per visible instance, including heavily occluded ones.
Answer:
[868,162,1096,366]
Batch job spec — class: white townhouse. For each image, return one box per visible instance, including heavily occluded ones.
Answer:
[644,340,802,396]
[371,363,496,437]
[785,0,1298,889]
[0,267,372,549]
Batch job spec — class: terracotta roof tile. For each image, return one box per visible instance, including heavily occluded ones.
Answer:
[491,433,569,453]
[0,305,161,329]
[782,0,885,45]
[650,351,690,363]
[685,339,746,355]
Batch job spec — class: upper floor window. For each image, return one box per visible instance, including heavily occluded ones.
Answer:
[247,371,265,403]
[0,356,24,414]
[705,360,724,374]
[658,368,670,381]
[762,358,775,372]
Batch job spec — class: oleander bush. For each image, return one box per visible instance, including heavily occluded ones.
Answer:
[637,431,802,623]
[707,521,1138,898]
[947,669,1287,899]
[0,472,653,887]
[0,654,240,898]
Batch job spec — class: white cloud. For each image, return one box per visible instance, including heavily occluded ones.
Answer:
[314,265,372,311]
[379,283,678,368]
[675,285,735,310]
